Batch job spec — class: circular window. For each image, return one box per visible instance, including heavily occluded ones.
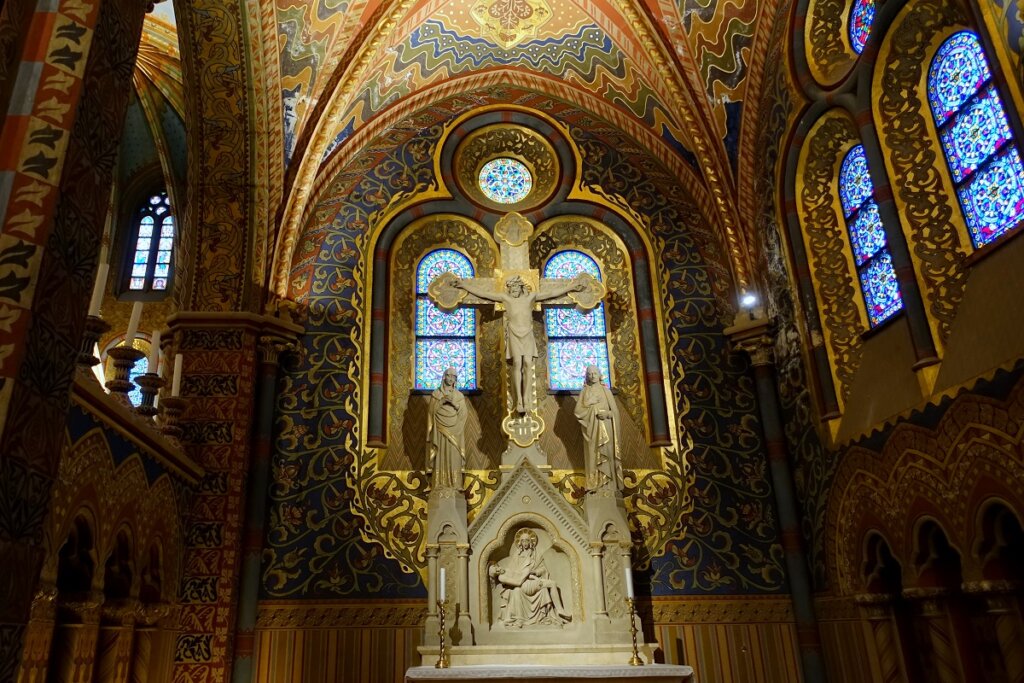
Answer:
[478,158,533,204]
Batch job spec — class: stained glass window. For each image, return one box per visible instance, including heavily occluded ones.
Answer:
[478,158,533,204]
[415,249,476,390]
[849,0,875,54]
[543,251,611,391]
[839,145,903,326]
[928,31,1024,248]
[127,355,148,408]
[128,192,174,292]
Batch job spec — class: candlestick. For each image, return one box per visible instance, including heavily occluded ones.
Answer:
[626,597,643,666]
[125,301,143,346]
[435,599,450,669]
[134,372,165,418]
[625,564,635,599]
[77,316,111,368]
[88,264,109,316]
[148,329,161,372]
[104,346,146,404]
[439,567,446,602]
[171,354,183,396]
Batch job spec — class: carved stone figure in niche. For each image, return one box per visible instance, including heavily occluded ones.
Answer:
[575,365,621,491]
[454,275,585,414]
[488,528,571,628]
[427,367,467,490]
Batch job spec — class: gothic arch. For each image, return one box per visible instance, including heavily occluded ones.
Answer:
[794,110,865,410]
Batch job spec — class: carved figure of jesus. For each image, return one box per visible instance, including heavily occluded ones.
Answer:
[454,275,585,414]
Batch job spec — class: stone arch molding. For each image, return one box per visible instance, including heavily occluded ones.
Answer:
[43,429,184,601]
[824,379,1024,595]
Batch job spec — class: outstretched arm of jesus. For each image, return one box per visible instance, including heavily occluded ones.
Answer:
[535,277,586,302]
[455,278,503,302]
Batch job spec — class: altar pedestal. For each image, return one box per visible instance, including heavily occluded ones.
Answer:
[405,664,694,683]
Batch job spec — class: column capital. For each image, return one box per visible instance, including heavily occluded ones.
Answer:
[724,313,775,367]
[258,335,299,366]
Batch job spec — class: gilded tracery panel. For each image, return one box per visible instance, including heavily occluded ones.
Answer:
[874,0,973,345]
[805,0,858,86]
[796,113,865,407]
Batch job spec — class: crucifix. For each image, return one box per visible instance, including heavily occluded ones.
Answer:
[428,212,605,460]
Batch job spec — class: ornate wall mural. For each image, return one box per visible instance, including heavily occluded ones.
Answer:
[873,0,972,346]
[795,112,865,408]
[266,93,786,603]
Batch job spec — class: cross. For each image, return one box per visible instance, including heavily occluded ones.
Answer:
[428,212,605,458]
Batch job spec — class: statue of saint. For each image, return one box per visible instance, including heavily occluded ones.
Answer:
[454,275,585,414]
[488,529,571,628]
[575,365,621,491]
[426,367,467,490]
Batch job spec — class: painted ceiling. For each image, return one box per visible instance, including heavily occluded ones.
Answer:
[276,0,769,177]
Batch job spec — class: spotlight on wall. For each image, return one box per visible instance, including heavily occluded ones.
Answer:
[740,293,758,309]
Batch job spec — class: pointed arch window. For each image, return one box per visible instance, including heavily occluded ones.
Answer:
[839,145,903,327]
[415,249,477,390]
[543,251,611,391]
[848,0,875,54]
[127,191,175,292]
[928,31,1024,248]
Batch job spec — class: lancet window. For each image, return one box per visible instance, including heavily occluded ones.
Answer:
[543,250,611,391]
[415,249,477,390]
[848,0,875,53]
[928,30,1024,248]
[839,145,903,327]
[126,191,175,293]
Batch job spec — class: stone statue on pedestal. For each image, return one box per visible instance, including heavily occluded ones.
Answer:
[488,528,572,628]
[575,365,621,491]
[426,367,467,490]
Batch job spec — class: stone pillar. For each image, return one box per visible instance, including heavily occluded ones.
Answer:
[168,313,301,683]
[48,593,104,683]
[590,544,607,617]
[856,594,909,683]
[903,590,963,683]
[15,585,57,683]
[94,602,137,683]
[964,581,1024,683]
[232,337,296,683]
[726,315,827,683]
[131,603,178,683]
[0,0,147,671]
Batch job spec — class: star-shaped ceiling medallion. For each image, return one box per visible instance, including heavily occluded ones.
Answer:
[470,0,553,49]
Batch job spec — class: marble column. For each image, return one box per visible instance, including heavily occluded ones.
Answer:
[726,315,826,683]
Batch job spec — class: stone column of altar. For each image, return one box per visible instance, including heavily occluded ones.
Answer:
[232,336,297,683]
[591,544,608,617]
[726,314,826,683]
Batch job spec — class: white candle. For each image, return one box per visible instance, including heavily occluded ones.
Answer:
[439,567,446,602]
[87,263,109,316]
[625,565,635,599]
[125,301,143,346]
[171,353,183,397]
[148,329,161,372]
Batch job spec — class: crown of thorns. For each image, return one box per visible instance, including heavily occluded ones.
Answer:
[506,275,530,290]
